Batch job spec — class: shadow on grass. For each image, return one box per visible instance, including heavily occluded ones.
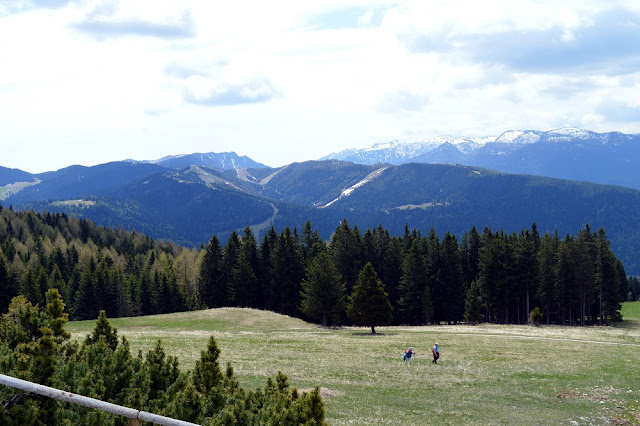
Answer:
[351,332,396,336]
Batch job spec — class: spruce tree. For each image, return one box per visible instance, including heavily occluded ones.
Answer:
[330,220,364,295]
[269,227,303,316]
[198,235,226,308]
[346,262,392,333]
[595,228,622,324]
[398,240,428,325]
[300,252,345,327]
[440,232,465,324]
[463,281,482,325]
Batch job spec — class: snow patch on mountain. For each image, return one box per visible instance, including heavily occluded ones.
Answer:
[322,167,388,208]
[495,130,541,144]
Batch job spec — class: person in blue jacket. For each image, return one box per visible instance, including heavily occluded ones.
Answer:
[403,347,415,366]
[431,343,440,364]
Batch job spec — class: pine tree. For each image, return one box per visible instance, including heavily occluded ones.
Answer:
[230,227,261,308]
[554,238,577,325]
[0,255,18,313]
[346,263,392,334]
[514,229,538,324]
[300,252,345,327]
[536,232,559,324]
[398,240,428,325]
[269,227,303,316]
[463,281,482,324]
[231,250,258,308]
[85,310,119,351]
[330,220,364,295]
[198,235,226,308]
[425,229,444,323]
[223,231,241,305]
[439,232,465,324]
[595,228,622,324]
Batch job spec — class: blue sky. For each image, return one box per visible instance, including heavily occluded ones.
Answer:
[1,0,640,173]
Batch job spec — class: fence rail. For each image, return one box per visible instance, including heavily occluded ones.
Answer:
[0,374,199,426]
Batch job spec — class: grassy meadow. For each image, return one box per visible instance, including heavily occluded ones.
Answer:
[66,302,640,425]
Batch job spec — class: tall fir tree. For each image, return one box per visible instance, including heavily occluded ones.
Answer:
[269,227,303,316]
[330,220,365,295]
[463,280,483,325]
[536,232,559,324]
[346,262,393,334]
[300,252,345,327]
[398,240,428,325]
[595,228,622,324]
[198,235,226,308]
[439,232,465,323]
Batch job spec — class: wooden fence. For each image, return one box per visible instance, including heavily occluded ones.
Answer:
[0,374,199,426]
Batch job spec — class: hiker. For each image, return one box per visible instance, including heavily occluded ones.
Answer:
[431,343,440,364]
[403,347,415,366]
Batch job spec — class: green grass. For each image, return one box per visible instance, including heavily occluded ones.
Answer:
[622,301,640,321]
[66,304,640,425]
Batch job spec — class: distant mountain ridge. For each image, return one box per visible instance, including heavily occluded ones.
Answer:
[3,158,640,275]
[145,152,267,170]
[3,132,640,274]
[322,128,640,189]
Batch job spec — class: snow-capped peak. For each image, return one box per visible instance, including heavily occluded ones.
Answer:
[495,130,542,144]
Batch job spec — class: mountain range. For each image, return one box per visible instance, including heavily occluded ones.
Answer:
[322,128,640,190]
[2,128,640,275]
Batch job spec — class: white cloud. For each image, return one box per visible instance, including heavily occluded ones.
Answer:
[1,0,640,173]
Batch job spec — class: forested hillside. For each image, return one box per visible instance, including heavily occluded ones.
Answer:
[5,160,640,276]
[0,207,632,327]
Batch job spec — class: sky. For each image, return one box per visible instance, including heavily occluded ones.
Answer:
[2,0,640,173]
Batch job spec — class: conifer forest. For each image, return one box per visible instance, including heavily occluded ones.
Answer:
[0,207,632,328]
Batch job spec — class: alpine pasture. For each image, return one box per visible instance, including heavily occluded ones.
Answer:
[67,302,640,425]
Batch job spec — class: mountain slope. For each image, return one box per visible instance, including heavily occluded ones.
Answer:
[4,159,640,275]
[33,169,276,246]
[150,152,267,170]
[257,160,383,207]
[0,166,34,186]
[323,128,640,190]
[7,162,169,204]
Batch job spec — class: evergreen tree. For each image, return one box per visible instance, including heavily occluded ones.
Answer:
[300,252,345,327]
[231,250,258,308]
[514,229,538,324]
[269,227,303,316]
[439,232,465,323]
[230,227,261,308]
[198,235,226,308]
[223,231,241,306]
[330,220,365,295]
[463,281,482,324]
[398,240,428,325]
[300,220,325,267]
[555,238,577,325]
[595,228,622,324]
[0,256,18,313]
[346,262,392,334]
[536,232,559,324]
[85,310,118,351]
[425,229,443,322]
[461,226,481,288]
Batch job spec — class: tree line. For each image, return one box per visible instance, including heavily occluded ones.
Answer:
[198,219,628,327]
[0,207,630,327]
